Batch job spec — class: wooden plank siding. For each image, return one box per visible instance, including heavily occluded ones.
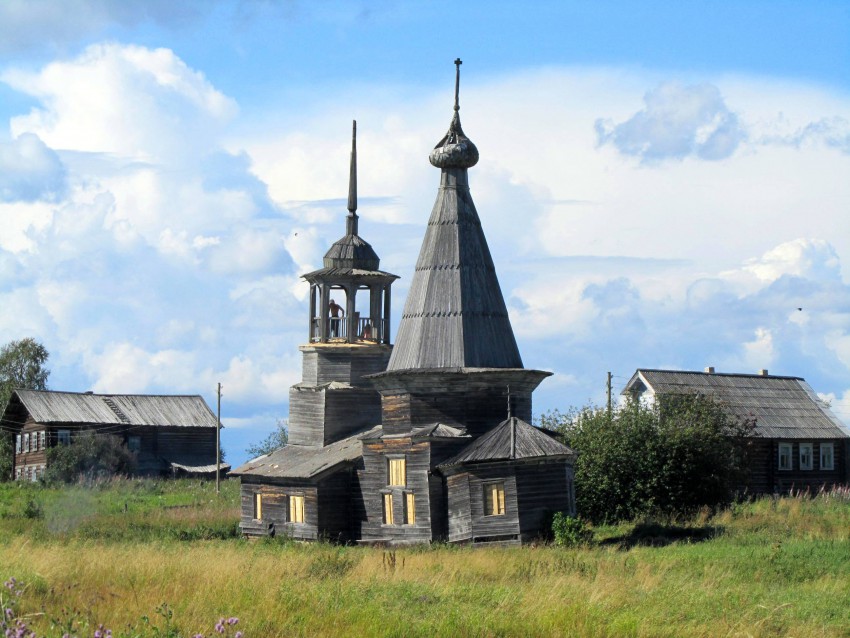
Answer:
[515,462,572,542]
[289,386,382,447]
[755,438,848,494]
[239,479,320,541]
[464,466,520,544]
[360,438,435,543]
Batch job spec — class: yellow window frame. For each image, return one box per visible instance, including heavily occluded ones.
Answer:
[289,495,305,523]
[484,482,506,516]
[388,457,406,486]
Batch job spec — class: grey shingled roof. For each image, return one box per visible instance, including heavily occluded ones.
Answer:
[230,425,380,479]
[13,390,218,427]
[386,166,522,370]
[360,422,470,441]
[440,417,575,468]
[623,369,850,439]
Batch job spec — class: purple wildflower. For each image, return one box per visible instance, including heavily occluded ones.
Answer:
[215,620,225,634]
[234,632,243,638]
[227,618,238,626]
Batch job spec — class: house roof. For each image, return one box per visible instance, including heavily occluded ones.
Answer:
[385,63,522,372]
[440,417,575,468]
[622,369,850,439]
[8,389,219,428]
[230,425,380,479]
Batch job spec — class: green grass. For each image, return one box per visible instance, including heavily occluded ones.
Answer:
[1,480,849,637]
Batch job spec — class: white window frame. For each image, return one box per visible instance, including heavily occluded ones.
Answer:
[799,442,813,471]
[778,443,792,471]
[23,433,30,453]
[15,435,21,454]
[820,443,835,471]
[38,431,45,450]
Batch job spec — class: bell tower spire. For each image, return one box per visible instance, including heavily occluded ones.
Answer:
[346,120,358,236]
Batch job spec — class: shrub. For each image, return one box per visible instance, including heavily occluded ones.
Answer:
[551,512,593,547]
[543,394,755,523]
[45,430,136,484]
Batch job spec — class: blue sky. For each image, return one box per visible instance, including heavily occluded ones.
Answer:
[1,1,849,467]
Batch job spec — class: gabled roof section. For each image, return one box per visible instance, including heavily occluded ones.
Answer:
[440,417,575,468]
[231,425,379,479]
[387,61,521,371]
[10,390,218,428]
[360,422,470,441]
[622,369,850,439]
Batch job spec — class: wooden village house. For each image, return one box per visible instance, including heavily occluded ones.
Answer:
[3,389,224,480]
[231,62,576,545]
[622,368,850,493]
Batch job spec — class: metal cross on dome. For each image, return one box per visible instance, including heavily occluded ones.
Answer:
[454,58,462,111]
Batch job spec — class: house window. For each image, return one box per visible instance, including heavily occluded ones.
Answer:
[799,443,813,470]
[821,443,835,471]
[778,443,792,470]
[15,435,21,454]
[128,436,141,453]
[58,430,71,446]
[15,467,22,480]
[388,457,406,486]
[38,431,46,450]
[484,482,506,516]
[23,433,30,453]
[289,495,305,523]
[253,493,263,520]
[382,493,394,525]
[404,492,415,525]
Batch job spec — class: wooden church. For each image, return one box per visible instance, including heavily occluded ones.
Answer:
[232,61,576,545]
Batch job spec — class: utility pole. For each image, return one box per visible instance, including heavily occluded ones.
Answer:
[216,382,221,494]
[606,371,613,420]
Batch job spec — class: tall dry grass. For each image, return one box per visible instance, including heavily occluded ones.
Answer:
[1,483,849,636]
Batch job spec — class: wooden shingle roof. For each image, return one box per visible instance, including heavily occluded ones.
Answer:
[230,425,380,479]
[623,369,850,439]
[386,70,521,371]
[440,417,575,468]
[10,389,218,428]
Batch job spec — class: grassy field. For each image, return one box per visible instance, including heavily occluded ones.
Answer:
[1,479,849,637]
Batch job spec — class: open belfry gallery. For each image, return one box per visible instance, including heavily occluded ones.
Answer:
[232,61,576,545]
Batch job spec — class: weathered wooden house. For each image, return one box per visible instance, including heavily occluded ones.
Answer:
[622,368,850,493]
[3,389,224,480]
[232,62,576,545]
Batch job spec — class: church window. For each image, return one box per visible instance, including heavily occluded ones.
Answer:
[388,457,406,486]
[383,493,394,525]
[484,482,506,516]
[404,492,415,525]
[253,493,263,520]
[289,495,305,523]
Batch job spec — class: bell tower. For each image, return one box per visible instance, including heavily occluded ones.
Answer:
[288,121,399,447]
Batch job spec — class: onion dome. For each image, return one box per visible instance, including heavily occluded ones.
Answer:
[429,58,479,169]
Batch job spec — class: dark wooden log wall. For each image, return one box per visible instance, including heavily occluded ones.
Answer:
[515,462,571,541]
[381,388,532,436]
[463,466,520,543]
[360,438,435,543]
[240,478,319,540]
[446,473,472,542]
[754,438,848,494]
[289,387,383,447]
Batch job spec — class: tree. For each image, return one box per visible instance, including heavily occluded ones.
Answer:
[0,338,50,480]
[541,394,755,523]
[44,430,136,484]
[246,419,289,458]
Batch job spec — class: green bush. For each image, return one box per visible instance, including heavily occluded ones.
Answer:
[541,394,755,523]
[551,512,593,547]
[45,430,136,484]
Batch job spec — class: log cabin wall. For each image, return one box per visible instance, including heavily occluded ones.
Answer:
[766,438,847,494]
[515,462,572,541]
[239,478,319,540]
[360,438,434,543]
[289,386,383,446]
[463,466,520,544]
[14,416,48,479]
[446,473,472,542]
